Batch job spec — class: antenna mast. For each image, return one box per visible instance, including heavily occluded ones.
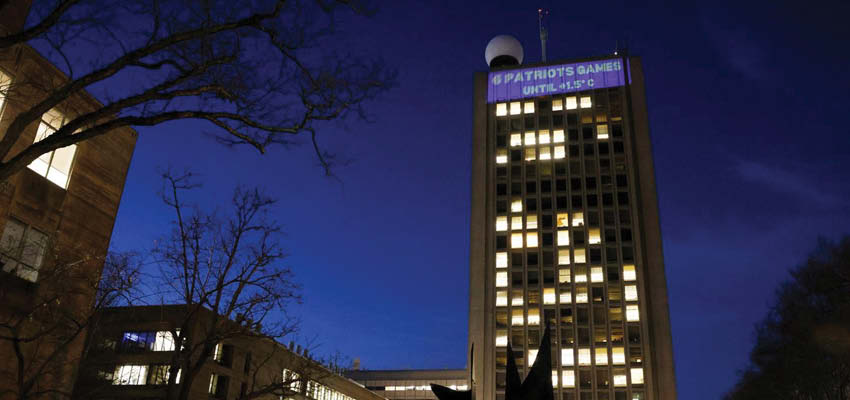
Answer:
[538,8,549,62]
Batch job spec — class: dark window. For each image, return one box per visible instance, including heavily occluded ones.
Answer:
[511,252,523,267]
[524,116,535,128]
[511,119,522,130]
[496,167,507,178]
[556,179,567,192]
[511,149,521,162]
[567,113,577,125]
[579,370,592,389]
[606,247,618,262]
[612,124,623,137]
[526,165,536,178]
[571,178,582,191]
[553,114,564,127]
[598,142,609,155]
[496,200,507,213]
[496,119,507,132]
[496,135,506,147]
[543,251,553,266]
[573,231,585,245]
[569,145,580,157]
[619,210,631,225]
[617,192,629,205]
[496,184,507,196]
[602,193,613,206]
[526,198,537,212]
[526,182,537,194]
[569,161,582,176]
[512,272,524,286]
[555,162,567,176]
[621,228,632,242]
[538,115,550,128]
[605,229,617,243]
[541,180,552,193]
[590,248,602,264]
[587,212,600,226]
[582,126,593,139]
[542,214,553,228]
[571,195,583,208]
[538,100,551,110]
[527,252,538,266]
[541,198,552,211]
[585,177,597,190]
[511,183,521,195]
[622,247,634,262]
[607,267,620,282]
[512,165,521,179]
[496,236,507,250]
[542,232,553,246]
[586,195,598,207]
[583,144,595,156]
[556,196,568,209]
[528,271,539,286]
[569,128,579,141]
[613,141,625,154]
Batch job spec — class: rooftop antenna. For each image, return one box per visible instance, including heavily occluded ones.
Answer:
[538,8,549,62]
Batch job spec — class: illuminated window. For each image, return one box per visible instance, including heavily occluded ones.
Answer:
[496,291,508,306]
[553,145,565,159]
[527,309,540,325]
[597,125,609,139]
[576,286,588,303]
[612,347,625,365]
[574,266,587,283]
[539,146,551,160]
[512,309,524,325]
[27,109,77,189]
[553,129,565,143]
[595,348,608,365]
[526,232,538,248]
[631,368,644,385]
[496,272,508,287]
[558,269,571,283]
[496,149,507,164]
[511,216,523,230]
[149,365,182,385]
[496,216,508,231]
[625,285,638,301]
[580,96,592,108]
[113,365,147,385]
[561,348,574,366]
[590,267,604,283]
[559,288,572,303]
[511,233,523,248]
[526,215,538,229]
[152,331,177,351]
[557,230,569,246]
[496,330,508,346]
[623,265,637,281]
[525,148,536,161]
[589,228,601,244]
[0,70,10,118]
[496,103,507,116]
[558,249,570,265]
[578,348,591,365]
[572,212,584,226]
[626,305,640,321]
[562,370,575,388]
[512,289,524,306]
[496,252,508,268]
[539,130,550,144]
[510,102,521,115]
[613,371,627,387]
[510,133,522,146]
[0,219,47,282]
[528,349,538,364]
[556,213,569,228]
[511,198,523,213]
[574,248,586,263]
[524,131,536,145]
[552,99,563,111]
[551,371,559,388]
[524,101,535,114]
[543,288,556,304]
[566,96,577,110]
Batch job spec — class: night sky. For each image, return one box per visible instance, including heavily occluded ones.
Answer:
[97,1,850,399]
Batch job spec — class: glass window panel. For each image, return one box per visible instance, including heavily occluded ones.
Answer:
[553,145,566,159]
[527,309,540,325]
[589,228,601,244]
[526,215,538,229]
[623,265,637,281]
[624,285,638,301]
[511,216,523,230]
[561,348,574,366]
[539,146,551,160]
[511,233,523,249]
[578,348,591,365]
[558,268,571,283]
[543,288,556,304]
[566,97,577,110]
[526,232,538,248]
[496,291,508,306]
[597,124,609,139]
[595,348,608,365]
[511,199,523,213]
[557,230,570,246]
[510,133,522,146]
[552,99,563,111]
[496,252,508,268]
[562,370,575,388]
[590,267,604,283]
[496,149,508,164]
[626,305,640,321]
[580,96,592,108]
[510,102,522,115]
[630,368,644,385]
[496,103,508,116]
[496,272,508,287]
[574,249,586,263]
[553,129,565,143]
[512,309,524,324]
[524,131,536,145]
[525,148,536,161]
[539,130,550,144]
[524,101,535,114]
[496,216,508,231]
[612,347,625,365]
[572,212,585,226]
[558,249,571,265]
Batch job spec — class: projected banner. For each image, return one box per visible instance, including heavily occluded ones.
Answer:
[487,58,628,103]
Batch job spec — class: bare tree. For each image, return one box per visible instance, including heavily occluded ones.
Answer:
[151,170,311,400]
[0,0,394,181]
[0,246,139,400]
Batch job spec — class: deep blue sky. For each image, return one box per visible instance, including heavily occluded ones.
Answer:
[99,1,850,399]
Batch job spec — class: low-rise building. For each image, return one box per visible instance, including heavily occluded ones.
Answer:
[73,305,385,400]
[345,369,467,400]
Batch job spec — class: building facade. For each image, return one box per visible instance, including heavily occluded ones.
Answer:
[469,47,676,400]
[74,305,385,400]
[345,369,467,400]
[0,1,137,397]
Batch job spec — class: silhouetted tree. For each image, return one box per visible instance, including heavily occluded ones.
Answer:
[0,0,394,180]
[725,237,850,400]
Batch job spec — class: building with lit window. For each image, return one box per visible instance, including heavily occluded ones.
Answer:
[73,305,385,400]
[345,369,467,400]
[0,1,137,397]
[468,36,677,400]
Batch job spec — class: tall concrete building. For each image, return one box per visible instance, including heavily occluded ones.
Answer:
[468,36,676,400]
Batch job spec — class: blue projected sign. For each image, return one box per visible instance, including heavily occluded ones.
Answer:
[487,58,628,103]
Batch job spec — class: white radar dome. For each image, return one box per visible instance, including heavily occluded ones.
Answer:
[485,35,524,68]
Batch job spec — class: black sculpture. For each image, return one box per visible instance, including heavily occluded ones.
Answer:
[431,325,554,400]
